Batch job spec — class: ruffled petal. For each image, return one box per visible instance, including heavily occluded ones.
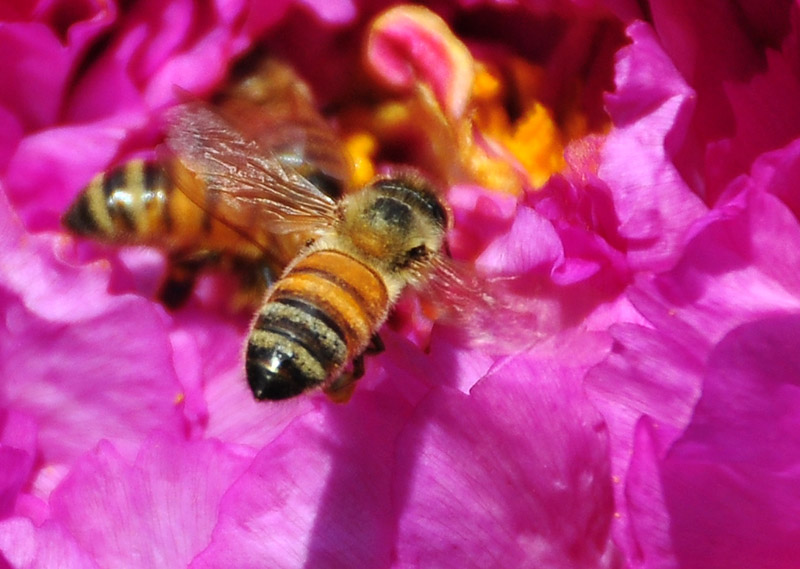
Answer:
[589,163,800,566]
[706,50,800,200]
[601,22,707,271]
[366,5,474,118]
[630,188,800,351]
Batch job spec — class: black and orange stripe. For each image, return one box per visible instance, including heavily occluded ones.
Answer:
[246,249,390,400]
[62,158,281,309]
[62,159,269,257]
[64,159,173,241]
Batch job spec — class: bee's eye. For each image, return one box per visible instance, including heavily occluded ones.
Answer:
[407,245,427,260]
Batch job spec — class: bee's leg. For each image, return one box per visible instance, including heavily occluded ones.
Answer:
[324,334,385,403]
[365,333,385,356]
[158,253,210,310]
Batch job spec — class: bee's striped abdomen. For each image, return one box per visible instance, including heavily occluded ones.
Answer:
[246,249,389,400]
[63,159,172,242]
[63,159,267,258]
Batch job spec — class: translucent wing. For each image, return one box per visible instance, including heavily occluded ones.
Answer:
[214,56,353,195]
[164,102,339,236]
[418,255,547,353]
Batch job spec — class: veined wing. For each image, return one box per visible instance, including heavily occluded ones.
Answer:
[215,56,353,196]
[164,102,339,236]
[418,255,545,353]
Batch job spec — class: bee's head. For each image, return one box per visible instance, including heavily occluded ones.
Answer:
[341,172,449,275]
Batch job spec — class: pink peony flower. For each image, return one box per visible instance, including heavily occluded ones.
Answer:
[2,1,800,568]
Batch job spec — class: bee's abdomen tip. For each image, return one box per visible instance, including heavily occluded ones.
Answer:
[246,348,309,401]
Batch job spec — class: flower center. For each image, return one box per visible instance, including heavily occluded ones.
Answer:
[337,5,591,196]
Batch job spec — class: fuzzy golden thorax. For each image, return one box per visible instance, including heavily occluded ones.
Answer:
[335,176,448,281]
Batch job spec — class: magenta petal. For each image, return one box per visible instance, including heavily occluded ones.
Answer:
[0,518,102,569]
[191,392,414,569]
[425,329,496,394]
[0,194,187,493]
[0,0,114,132]
[586,323,702,447]
[585,323,702,566]
[658,316,800,569]
[64,54,148,124]
[734,137,800,224]
[601,22,707,271]
[0,106,23,172]
[124,0,200,82]
[589,173,800,566]
[0,23,74,130]
[0,411,37,517]
[630,188,800,351]
[296,0,356,24]
[446,184,518,260]
[115,0,233,98]
[705,50,800,199]
[394,339,619,568]
[49,436,252,568]
[476,204,564,276]
[622,419,677,569]
[648,0,794,203]
[1,297,186,479]
[139,9,249,106]
[648,0,764,129]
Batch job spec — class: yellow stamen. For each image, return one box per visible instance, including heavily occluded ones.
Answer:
[504,103,566,188]
[344,132,377,187]
[472,66,502,101]
[468,59,569,192]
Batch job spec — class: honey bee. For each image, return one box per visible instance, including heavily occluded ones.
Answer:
[162,101,453,401]
[246,173,449,401]
[63,56,350,308]
[63,56,490,403]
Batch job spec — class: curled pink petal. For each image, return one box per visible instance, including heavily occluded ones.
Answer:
[366,5,474,118]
